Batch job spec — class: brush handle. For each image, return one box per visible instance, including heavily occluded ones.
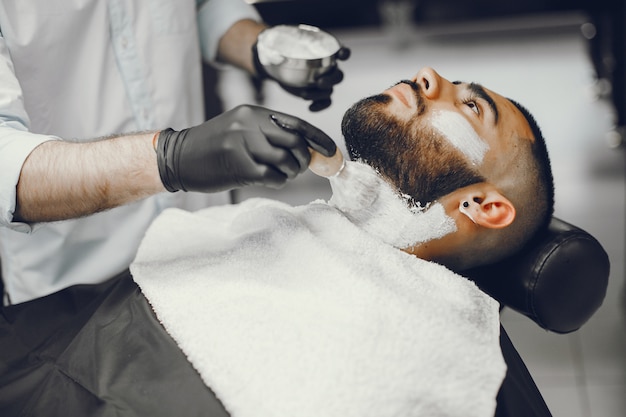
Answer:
[308,147,345,178]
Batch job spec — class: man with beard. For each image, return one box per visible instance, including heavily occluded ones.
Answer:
[341,66,554,270]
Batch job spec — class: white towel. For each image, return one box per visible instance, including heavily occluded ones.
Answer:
[131,198,506,417]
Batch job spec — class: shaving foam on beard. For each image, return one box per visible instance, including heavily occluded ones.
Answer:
[309,149,456,248]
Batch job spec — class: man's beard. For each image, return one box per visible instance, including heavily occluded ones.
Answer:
[341,81,485,206]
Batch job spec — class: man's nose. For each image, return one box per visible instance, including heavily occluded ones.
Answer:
[412,67,442,99]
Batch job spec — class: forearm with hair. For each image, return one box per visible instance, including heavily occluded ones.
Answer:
[216,18,266,75]
[14,132,165,223]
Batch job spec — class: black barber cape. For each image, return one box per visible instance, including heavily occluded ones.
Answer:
[0,271,551,417]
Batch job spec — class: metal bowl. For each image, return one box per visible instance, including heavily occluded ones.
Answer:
[256,24,341,87]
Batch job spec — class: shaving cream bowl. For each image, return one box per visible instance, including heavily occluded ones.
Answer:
[256,24,341,88]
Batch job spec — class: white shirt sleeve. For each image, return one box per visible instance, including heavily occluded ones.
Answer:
[0,35,58,231]
[197,0,262,63]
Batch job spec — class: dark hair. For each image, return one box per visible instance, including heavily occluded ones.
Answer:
[508,98,555,237]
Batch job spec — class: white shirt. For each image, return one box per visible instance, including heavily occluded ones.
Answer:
[0,0,261,304]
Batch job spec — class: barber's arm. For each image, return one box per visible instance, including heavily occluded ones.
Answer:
[14,105,336,223]
[14,133,163,223]
[216,18,266,75]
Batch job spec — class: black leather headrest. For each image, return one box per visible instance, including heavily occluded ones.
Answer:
[463,217,610,334]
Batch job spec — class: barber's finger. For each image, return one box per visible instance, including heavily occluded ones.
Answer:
[314,68,344,89]
[259,166,290,189]
[280,85,333,102]
[235,158,289,188]
[309,99,332,112]
[270,113,336,157]
[336,46,351,61]
[242,162,289,189]
[262,117,310,173]
[245,131,303,179]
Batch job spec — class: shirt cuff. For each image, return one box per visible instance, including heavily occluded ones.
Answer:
[0,127,60,232]
[197,0,262,63]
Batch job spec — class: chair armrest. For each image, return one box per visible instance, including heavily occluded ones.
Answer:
[463,217,610,333]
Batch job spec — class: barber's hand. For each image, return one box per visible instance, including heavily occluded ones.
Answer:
[156,105,336,193]
[253,44,351,112]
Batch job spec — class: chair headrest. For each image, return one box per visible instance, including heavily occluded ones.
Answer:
[463,217,610,334]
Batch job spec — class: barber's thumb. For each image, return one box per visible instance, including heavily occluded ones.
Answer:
[270,112,336,157]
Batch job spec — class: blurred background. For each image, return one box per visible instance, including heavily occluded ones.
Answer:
[209,1,626,415]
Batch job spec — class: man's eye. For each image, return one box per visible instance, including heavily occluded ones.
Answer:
[465,101,480,115]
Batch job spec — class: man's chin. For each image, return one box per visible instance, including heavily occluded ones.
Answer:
[341,96,393,161]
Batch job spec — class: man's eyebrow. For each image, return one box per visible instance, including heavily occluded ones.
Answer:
[468,82,499,124]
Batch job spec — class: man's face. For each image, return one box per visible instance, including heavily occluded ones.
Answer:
[341,67,534,206]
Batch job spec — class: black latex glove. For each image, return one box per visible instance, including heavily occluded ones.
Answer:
[253,43,351,112]
[156,105,336,193]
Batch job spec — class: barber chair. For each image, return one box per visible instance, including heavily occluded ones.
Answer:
[0,217,610,417]
[465,216,610,334]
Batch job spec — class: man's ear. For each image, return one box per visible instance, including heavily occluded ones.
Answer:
[454,186,516,229]
[474,190,516,229]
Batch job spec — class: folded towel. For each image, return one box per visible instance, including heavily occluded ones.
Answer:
[131,198,506,417]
